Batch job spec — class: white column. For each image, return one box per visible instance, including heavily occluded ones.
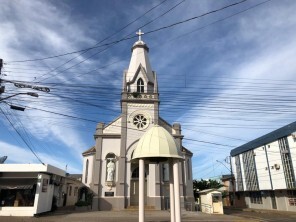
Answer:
[169,160,175,222]
[173,159,181,222]
[139,159,145,222]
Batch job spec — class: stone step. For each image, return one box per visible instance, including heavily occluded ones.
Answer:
[126,205,156,211]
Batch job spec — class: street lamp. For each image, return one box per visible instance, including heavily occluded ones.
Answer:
[0,92,39,111]
[216,159,231,172]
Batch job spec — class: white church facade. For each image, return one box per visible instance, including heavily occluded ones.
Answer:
[81,34,194,211]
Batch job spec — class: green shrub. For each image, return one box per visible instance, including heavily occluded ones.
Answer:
[75,200,89,207]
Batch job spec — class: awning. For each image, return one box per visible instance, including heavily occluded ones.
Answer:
[0,178,37,189]
[0,185,33,190]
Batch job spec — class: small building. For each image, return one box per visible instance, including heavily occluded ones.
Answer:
[63,174,84,206]
[220,174,234,206]
[230,121,296,211]
[199,189,224,214]
[0,164,65,216]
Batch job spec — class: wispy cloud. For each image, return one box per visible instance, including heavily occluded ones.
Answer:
[1,0,295,178]
[0,141,81,173]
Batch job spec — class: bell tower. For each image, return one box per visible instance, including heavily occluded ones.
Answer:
[117,31,160,209]
[121,30,159,127]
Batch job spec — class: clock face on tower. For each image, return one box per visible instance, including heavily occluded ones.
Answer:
[133,114,148,129]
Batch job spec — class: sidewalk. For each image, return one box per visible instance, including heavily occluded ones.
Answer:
[224,206,296,215]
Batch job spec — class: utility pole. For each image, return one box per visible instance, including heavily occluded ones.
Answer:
[0,59,4,95]
[217,157,236,206]
[226,156,235,206]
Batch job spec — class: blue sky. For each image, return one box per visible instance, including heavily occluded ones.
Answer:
[0,0,296,180]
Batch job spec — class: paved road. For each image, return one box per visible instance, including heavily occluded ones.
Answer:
[1,208,296,222]
[0,210,255,222]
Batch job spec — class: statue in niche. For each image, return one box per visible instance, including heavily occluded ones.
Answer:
[106,159,116,182]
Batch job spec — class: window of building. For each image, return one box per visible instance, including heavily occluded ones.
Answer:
[279,137,296,189]
[69,186,72,196]
[235,155,244,191]
[74,187,78,197]
[187,160,191,180]
[137,78,144,93]
[132,167,139,179]
[287,190,296,206]
[250,191,262,204]
[0,184,36,207]
[133,114,148,129]
[131,167,147,179]
[162,163,169,182]
[42,179,48,192]
[85,159,89,184]
[242,151,259,191]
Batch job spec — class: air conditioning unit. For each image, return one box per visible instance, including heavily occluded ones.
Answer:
[274,164,280,170]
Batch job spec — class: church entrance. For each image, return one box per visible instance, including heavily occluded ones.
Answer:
[130,165,147,206]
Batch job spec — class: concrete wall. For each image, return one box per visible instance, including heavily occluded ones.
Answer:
[0,207,36,217]
[266,141,286,189]
[35,173,54,214]
[288,135,296,183]
[0,164,65,177]
[276,190,288,211]
[254,147,272,190]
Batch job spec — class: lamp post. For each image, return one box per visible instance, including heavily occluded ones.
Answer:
[0,92,38,101]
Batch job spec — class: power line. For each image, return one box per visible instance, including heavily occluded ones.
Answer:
[6,0,251,64]
[0,107,44,164]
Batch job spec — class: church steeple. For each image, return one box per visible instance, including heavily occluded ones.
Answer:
[124,30,156,93]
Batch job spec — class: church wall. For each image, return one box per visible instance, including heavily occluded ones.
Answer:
[126,103,155,149]
[159,118,172,134]
[183,155,195,209]
[100,138,121,196]
[103,117,121,134]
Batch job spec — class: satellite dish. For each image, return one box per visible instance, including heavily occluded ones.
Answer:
[0,156,7,163]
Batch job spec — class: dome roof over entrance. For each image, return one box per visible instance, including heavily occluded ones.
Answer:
[132,125,183,161]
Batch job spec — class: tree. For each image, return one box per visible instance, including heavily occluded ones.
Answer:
[193,179,224,200]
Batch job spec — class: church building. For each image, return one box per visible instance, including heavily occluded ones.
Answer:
[81,32,194,211]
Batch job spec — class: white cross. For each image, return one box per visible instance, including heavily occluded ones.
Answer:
[136,29,144,41]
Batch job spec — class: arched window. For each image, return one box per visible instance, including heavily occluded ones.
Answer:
[137,78,144,93]
[132,167,147,178]
[132,167,139,179]
[187,159,191,180]
[85,159,89,184]
[162,163,169,182]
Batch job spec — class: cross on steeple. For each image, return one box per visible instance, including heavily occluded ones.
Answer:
[136,29,144,41]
